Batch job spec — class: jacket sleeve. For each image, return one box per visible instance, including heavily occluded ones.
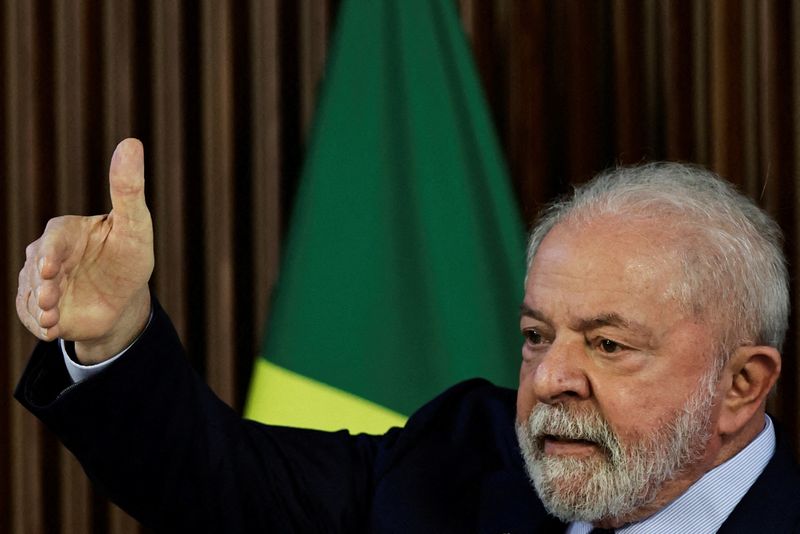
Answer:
[14,297,385,533]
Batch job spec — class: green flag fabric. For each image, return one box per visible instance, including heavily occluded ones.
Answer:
[244,0,525,434]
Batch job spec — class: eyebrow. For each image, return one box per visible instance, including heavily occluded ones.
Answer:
[519,304,651,336]
[519,303,548,322]
[572,313,649,334]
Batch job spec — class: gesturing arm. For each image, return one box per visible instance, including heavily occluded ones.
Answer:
[14,140,380,532]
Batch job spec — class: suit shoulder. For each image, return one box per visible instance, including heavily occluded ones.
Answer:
[407,378,517,429]
[375,379,519,469]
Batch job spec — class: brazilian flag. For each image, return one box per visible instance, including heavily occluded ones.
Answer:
[244,0,524,433]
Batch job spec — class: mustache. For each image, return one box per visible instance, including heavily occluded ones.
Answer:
[525,403,621,456]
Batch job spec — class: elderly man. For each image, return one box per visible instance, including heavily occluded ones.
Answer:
[15,139,800,532]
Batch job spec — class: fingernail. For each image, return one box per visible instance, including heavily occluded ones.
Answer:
[40,327,48,338]
[38,257,45,272]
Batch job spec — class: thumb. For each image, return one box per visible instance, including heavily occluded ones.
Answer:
[109,138,148,222]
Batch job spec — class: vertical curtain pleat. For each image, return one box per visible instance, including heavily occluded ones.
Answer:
[2,1,800,531]
[710,0,746,184]
[102,0,134,177]
[692,0,711,164]
[6,3,47,533]
[151,0,187,339]
[0,4,9,529]
[249,0,283,346]
[200,0,236,406]
[661,0,696,161]
[299,0,331,135]
[506,0,551,221]
[612,0,645,162]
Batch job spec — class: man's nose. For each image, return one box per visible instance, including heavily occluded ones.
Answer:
[531,339,591,404]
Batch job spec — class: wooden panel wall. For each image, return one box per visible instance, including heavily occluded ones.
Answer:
[1,1,799,532]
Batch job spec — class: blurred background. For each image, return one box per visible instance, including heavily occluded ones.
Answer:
[2,1,800,532]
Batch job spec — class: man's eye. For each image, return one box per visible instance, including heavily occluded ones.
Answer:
[523,329,546,346]
[598,339,622,353]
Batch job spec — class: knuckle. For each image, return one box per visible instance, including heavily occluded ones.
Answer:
[43,216,66,231]
[25,241,38,260]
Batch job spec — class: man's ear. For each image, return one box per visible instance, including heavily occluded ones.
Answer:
[717,345,781,436]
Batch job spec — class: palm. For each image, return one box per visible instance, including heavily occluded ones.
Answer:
[56,211,153,341]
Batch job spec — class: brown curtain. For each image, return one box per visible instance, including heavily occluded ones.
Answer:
[1,1,798,532]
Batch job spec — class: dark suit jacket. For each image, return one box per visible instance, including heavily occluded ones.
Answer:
[14,299,800,533]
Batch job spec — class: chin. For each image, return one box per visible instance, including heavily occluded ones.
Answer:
[523,450,654,523]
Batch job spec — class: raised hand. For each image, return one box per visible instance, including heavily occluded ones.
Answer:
[16,138,154,363]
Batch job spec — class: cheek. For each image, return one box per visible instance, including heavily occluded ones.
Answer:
[596,385,680,439]
[516,360,537,423]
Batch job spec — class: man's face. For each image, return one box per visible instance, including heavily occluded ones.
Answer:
[516,219,723,524]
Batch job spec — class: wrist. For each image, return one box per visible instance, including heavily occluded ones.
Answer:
[74,288,151,364]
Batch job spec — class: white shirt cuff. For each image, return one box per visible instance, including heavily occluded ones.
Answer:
[61,308,154,383]
[61,339,130,383]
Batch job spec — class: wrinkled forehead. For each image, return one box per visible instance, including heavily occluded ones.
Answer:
[532,217,686,278]
[535,218,709,311]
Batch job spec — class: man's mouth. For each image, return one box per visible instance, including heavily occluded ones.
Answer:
[540,434,602,457]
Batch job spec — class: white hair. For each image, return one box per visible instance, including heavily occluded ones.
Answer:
[526,162,789,354]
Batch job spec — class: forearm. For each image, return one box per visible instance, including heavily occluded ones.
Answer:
[16,297,237,529]
[15,297,379,532]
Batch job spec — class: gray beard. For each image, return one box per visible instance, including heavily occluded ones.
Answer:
[515,373,716,524]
